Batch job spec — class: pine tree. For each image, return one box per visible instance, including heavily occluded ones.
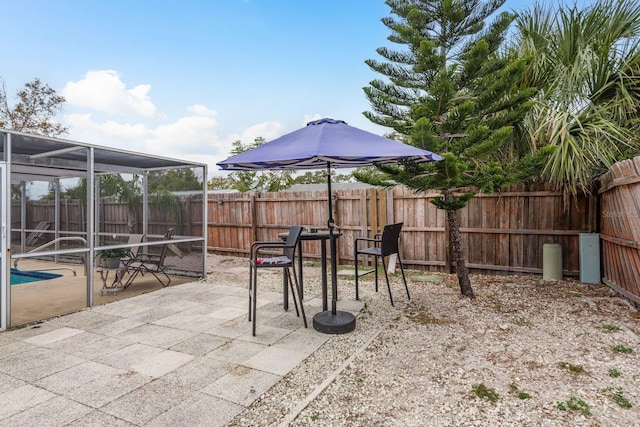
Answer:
[225,138,295,192]
[360,0,541,298]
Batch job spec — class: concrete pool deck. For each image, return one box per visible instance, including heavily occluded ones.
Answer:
[8,259,194,326]
[0,278,364,425]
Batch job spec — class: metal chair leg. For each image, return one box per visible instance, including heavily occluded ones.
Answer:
[355,253,360,300]
[381,258,394,307]
[398,256,410,300]
[374,256,379,292]
[286,268,300,317]
[252,265,258,336]
[248,263,253,322]
[290,266,307,328]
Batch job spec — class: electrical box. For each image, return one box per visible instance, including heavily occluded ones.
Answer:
[579,233,601,284]
[543,243,563,280]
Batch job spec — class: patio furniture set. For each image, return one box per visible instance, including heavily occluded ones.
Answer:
[248,222,410,336]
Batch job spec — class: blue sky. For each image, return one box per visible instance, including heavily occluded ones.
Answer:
[2,0,583,179]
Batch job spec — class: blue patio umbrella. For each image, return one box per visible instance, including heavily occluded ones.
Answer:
[217,118,442,333]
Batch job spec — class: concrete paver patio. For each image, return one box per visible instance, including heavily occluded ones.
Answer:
[0,280,363,426]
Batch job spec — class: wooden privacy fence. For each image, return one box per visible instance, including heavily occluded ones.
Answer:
[208,185,595,276]
[13,186,598,278]
[600,157,640,306]
[11,199,85,244]
[13,165,640,305]
[11,195,204,248]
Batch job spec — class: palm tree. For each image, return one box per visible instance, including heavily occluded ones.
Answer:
[511,0,640,196]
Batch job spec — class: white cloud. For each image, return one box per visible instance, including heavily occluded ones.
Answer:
[226,121,283,145]
[60,70,292,180]
[187,104,216,117]
[62,104,272,178]
[303,113,325,126]
[148,110,221,155]
[64,113,151,151]
[62,70,162,118]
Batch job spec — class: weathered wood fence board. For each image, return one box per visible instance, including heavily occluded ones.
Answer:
[600,157,640,305]
[11,199,85,243]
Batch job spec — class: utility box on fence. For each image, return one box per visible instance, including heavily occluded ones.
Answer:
[543,243,563,280]
[579,233,601,284]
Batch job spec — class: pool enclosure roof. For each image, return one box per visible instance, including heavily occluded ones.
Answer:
[1,129,206,182]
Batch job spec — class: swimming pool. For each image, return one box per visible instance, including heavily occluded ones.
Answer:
[10,268,62,285]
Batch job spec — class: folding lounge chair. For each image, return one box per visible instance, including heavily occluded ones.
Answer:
[97,234,145,287]
[26,221,50,246]
[126,234,145,259]
[115,233,145,269]
[123,228,174,288]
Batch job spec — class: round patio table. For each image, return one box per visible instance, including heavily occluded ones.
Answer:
[97,265,127,296]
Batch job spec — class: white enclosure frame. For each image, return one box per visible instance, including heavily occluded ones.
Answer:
[0,162,7,331]
[0,129,208,330]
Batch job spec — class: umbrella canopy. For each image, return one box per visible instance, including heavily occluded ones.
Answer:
[217,118,443,171]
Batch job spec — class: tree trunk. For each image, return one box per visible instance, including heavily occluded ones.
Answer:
[126,208,136,234]
[446,207,475,299]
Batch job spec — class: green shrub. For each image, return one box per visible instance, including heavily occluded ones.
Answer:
[558,362,586,374]
[608,368,621,378]
[602,387,632,409]
[472,383,499,403]
[557,397,591,416]
[612,345,633,354]
[602,324,622,332]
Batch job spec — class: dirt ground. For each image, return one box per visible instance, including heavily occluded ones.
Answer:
[202,255,640,426]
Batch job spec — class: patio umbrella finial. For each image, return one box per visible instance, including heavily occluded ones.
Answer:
[306,118,346,126]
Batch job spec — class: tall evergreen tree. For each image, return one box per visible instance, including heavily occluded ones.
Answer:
[360,0,541,298]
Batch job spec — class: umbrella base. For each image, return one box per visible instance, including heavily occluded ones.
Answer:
[312,310,356,334]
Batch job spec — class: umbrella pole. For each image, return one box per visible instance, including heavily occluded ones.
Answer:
[326,163,337,315]
[312,162,356,334]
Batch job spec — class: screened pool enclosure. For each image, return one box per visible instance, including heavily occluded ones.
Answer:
[0,129,208,330]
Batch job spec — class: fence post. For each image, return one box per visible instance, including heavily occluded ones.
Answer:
[378,189,387,229]
[369,188,379,236]
[358,191,368,267]
[250,194,257,243]
[588,193,598,232]
[359,192,368,238]
[386,189,394,225]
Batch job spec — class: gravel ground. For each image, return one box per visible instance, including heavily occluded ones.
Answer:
[202,254,640,426]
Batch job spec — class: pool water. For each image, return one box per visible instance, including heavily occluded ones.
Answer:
[10,268,63,285]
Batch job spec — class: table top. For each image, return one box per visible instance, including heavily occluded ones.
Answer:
[278,231,342,241]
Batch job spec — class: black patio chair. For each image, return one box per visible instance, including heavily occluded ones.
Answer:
[248,225,307,336]
[354,222,410,306]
